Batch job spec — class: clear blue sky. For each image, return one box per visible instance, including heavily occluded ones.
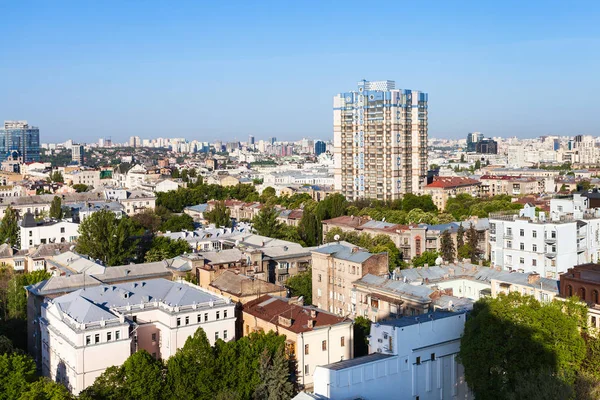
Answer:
[2,1,600,143]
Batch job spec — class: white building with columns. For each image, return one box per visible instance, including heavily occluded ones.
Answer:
[39,278,235,395]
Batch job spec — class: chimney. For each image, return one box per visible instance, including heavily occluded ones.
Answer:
[352,247,359,253]
[527,273,540,285]
[310,309,317,318]
[278,315,293,328]
[307,319,315,329]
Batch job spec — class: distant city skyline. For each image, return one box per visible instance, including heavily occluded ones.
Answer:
[3,2,600,142]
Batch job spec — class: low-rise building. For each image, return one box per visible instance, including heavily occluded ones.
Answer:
[20,213,79,250]
[309,312,472,400]
[39,279,235,395]
[242,295,353,389]
[422,176,481,210]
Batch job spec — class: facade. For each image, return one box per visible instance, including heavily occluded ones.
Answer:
[311,243,388,316]
[0,121,40,162]
[71,144,85,165]
[64,170,101,188]
[422,177,481,210]
[466,132,483,152]
[20,213,79,250]
[334,80,428,201]
[314,140,326,156]
[558,263,600,330]
[475,138,498,154]
[489,199,600,278]
[310,312,472,400]
[38,278,235,395]
[242,295,353,389]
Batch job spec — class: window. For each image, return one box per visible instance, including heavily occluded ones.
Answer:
[520,258,524,264]
[322,340,327,351]
[305,344,309,355]
[132,316,137,323]
[116,331,120,340]
[215,332,219,341]
[520,243,524,250]
[431,353,436,361]
[151,333,156,342]
[304,365,310,375]
[318,274,322,282]
[94,334,100,344]
[416,356,421,365]
[177,317,181,327]
[60,227,65,233]
[533,244,537,252]
[205,313,209,321]
[86,335,91,345]
[224,310,227,319]
[341,337,345,347]
[107,332,112,341]
[197,314,201,323]
[593,316,597,327]
[532,259,537,267]
[317,288,322,297]
[29,231,32,237]
[216,311,220,320]
[520,229,524,237]
[507,228,512,236]
[532,230,537,238]
[507,240,512,249]
[223,330,228,339]
[594,290,599,304]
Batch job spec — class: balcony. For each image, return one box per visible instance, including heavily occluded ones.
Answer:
[503,233,513,239]
[545,252,557,259]
[544,236,557,244]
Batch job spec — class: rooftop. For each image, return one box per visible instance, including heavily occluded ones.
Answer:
[378,311,463,328]
[319,352,395,371]
[312,242,375,263]
[424,177,481,189]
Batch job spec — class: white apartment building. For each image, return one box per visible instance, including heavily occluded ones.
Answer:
[489,197,600,278]
[334,80,428,201]
[309,312,472,400]
[20,213,79,250]
[64,170,101,188]
[40,278,235,395]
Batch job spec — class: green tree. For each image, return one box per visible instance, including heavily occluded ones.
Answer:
[145,237,190,262]
[49,196,63,219]
[75,210,139,266]
[159,213,195,232]
[0,206,20,248]
[412,250,438,267]
[205,201,232,228]
[253,346,296,400]
[465,223,482,261]
[285,268,312,304]
[0,352,37,400]
[298,206,320,246]
[50,171,64,183]
[456,224,465,248]
[72,184,90,193]
[460,293,586,399]
[19,378,74,400]
[439,230,455,263]
[131,210,162,232]
[252,205,282,238]
[260,187,277,203]
[353,317,371,357]
[7,270,50,320]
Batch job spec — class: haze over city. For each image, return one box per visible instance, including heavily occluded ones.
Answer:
[3,1,600,142]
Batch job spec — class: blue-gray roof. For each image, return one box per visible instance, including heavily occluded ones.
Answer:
[378,311,463,328]
[185,204,208,213]
[313,243,375,263]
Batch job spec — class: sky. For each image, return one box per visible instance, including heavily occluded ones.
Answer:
[2,1,600,143]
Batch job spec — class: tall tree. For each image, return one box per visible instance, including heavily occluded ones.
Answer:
[19,377,74,400]
[253,346,295,400]
[0,206,19,248]
[298,208,320,246]
[144,237,190,262]
[7,270,50,320]
[252,205,282,238]
[285,268,312,304]
[75,210,139,266]
[439,230,455,263]
[465,223,482,261]
[353,316,371,357]
[49,196,63,220]
[460,293,586,399]
[131,210,162,232]
[411,250,439,267]
[205,201,232,228]
[456,224,465,249]
[0,352,37,400]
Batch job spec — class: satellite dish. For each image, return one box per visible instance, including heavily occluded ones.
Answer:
[334,234,340,242]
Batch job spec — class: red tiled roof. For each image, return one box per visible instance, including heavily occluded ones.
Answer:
[322,215,370,228]
[243,295,348,334]
[424,177,481,189]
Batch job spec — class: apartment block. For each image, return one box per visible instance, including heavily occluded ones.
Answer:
[334,80,428,201]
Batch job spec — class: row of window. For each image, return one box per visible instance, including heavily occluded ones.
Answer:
[506,227,554,239]
[506,241,555,253]
[176,310,228,327]
[86,330,121,345]
[303,338,345,355]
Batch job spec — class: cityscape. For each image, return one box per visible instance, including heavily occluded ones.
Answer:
[2,2,600,400]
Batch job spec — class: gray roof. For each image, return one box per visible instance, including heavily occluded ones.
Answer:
[378,311,463,328]
[200,248,244,265]
[47,252,106,275]
[184,204,209,213]
[51,278,228,325]
[312,243,376,263]
[355,274,434,302]
[320,353,395,371]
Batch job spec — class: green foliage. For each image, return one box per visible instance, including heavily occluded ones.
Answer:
[252,205,283,238]
[324,228,401,271]
[205,201,232,228]
[286,268,312,304]
[298,203,320,246]
[145,237,190,262]
[156,184,259,213]
[50,171,64,183]
[159,213,194,232]
[7,270,50,320]
[460,293,586,399]
[49,196,63,219]
[75,210,139,266]
[411,250,439,267]
[19,378,74,400]
[445,193,522,220]
[353,317,371,357]
[0,352,37,400]
[72,184,90,193]
[439,230,455,263]
[253,346,295,400]
[131,209,162,233]
[0,206,20,248]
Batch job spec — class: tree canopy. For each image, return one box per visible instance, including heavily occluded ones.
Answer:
[205,201,232,228]
[285,268,312,304]
[0,206,20,248]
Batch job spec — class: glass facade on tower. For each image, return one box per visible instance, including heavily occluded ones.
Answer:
[0,121,40,162]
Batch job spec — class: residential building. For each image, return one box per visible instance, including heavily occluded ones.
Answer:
[1,121,40,162]
[71,144,84,165]
[333,80,428,201]
[20,213,79,250]
[475,138,498,154]
[39,279,235,394]
[311,243,388,316]
[422,176,481,210]
[242,295,353,389]
[489,199,600,278]
[309,312,472,400]
[64,170,101,188]
[207,271,287,304]
[559,263,600,329]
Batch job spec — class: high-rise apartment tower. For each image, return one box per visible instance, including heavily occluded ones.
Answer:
[1,121,40,162]
[333,80,428,201]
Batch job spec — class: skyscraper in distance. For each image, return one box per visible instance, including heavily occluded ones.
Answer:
[1,121,40,162]
[333,80,428,201]
[314,140,326,156]
[71,144,85,165]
